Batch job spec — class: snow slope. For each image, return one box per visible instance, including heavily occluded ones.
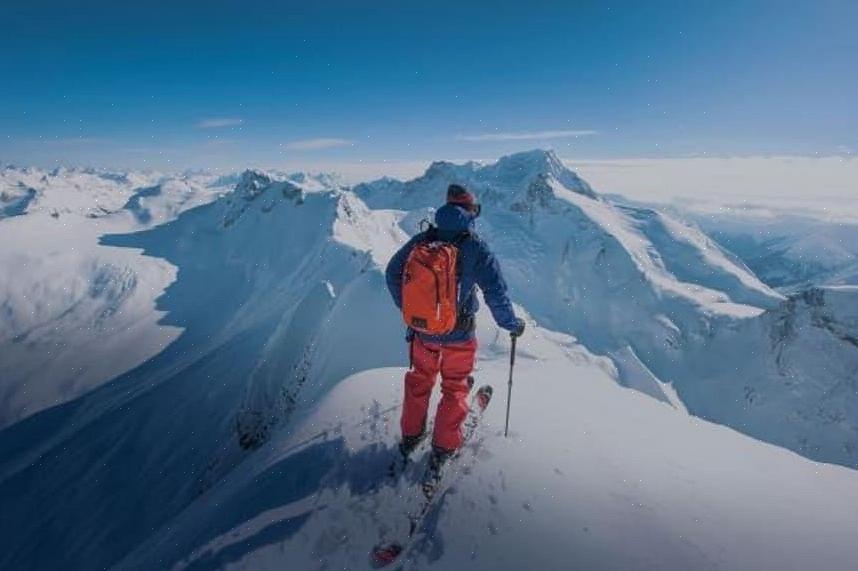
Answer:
[0,166,348,427]
[0,170,414,570]
[0,212,181,426]
[0,166,238,427]
[119,320,858,571]
[1,152,857,570]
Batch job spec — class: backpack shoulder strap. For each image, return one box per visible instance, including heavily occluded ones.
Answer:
[424,224,439,242]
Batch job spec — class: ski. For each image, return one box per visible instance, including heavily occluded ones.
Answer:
[371,384,493,568]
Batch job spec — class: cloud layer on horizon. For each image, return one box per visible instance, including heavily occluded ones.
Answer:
[569,156,858,222]
[456,129,597,142]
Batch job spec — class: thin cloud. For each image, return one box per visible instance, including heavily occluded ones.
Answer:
[43,137,110,146]
[283,138,354,151]
[456,129,597,142]
[196,118,244,129]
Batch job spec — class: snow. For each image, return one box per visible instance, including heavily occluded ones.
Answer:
[609,345,687,411]
[0,212,180,427]
[119,323,858,570]
[1,150,857,570]
[1,165,159,219]
[698,215,858,291]
[0,165,342,427]
[606,193,858,291]
[0,167,235,427]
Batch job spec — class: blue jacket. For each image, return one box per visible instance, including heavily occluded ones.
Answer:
[385,204,519,343]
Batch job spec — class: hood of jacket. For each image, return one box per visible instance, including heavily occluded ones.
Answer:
[434,203,476,234]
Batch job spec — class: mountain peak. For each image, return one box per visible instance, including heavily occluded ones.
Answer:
[353,150,597,211]
[422,160,478,182]
[235,169,274,200]
[222,169,305,226]
[485,149,596,198]
[495,148,565,171]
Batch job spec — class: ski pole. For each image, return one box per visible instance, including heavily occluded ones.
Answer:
[504,333,517,438]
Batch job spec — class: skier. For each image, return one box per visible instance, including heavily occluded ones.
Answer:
[385,183,525,476]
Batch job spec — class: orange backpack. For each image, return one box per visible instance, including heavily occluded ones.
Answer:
[401,238,459,335]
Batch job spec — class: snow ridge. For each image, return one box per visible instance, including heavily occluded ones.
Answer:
[1,151,857,571]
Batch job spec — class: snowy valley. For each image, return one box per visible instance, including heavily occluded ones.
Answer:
[1,151,857,570]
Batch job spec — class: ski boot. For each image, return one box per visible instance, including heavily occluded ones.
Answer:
[422,445,455,499]
[399,430,427,459]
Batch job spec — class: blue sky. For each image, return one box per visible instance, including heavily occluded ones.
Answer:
[1,0,856,172]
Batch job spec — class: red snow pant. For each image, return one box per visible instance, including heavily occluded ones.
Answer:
[401,336,478,452]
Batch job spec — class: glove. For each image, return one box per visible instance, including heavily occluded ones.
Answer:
[510,318,526,338]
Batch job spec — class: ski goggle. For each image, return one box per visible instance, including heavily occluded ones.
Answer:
[468,203,482,218]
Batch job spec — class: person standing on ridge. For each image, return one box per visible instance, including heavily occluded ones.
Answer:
[385,183,525,474]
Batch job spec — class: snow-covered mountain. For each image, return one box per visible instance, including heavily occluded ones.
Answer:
[1,164,165,220]
[0,166,358,428]
[356,150,857,469]
[1,152,857,570]
[604,193,858,292]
